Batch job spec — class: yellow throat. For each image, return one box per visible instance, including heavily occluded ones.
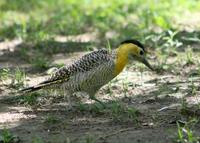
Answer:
[114,44,140,76]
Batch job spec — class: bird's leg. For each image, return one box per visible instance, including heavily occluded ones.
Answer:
[89,95,106,108]
[53,89,57,97]
[72,92,81,102]
[62,85,72,110]
[66,94,72,109]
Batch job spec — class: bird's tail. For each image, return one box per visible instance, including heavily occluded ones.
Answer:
[20,80,63,93]
[20,84,45,93]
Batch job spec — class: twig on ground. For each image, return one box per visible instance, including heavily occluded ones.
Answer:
[97,127,135,141]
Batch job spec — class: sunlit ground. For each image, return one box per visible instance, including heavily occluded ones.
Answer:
[0,0,200,142]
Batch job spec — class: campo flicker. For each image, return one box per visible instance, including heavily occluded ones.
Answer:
[21,39,154,104]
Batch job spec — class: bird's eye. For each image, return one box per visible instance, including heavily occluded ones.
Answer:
[139,50,144,56]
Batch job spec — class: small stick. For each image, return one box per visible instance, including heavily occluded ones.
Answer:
[97,127,135,141]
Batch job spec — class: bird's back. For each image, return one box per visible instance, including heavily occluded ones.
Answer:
[38,49,116,94]
[65,56,116,94]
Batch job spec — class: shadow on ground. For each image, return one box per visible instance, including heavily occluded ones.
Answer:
[0,74,200,143]
[0,29,200,142]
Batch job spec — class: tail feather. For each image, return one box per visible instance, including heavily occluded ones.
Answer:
[20,85,44,93]
[20,79,63,93]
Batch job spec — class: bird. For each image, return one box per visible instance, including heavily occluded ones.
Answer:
[21,39,154,106]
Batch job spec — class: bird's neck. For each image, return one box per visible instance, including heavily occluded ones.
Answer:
[113,45,133,76]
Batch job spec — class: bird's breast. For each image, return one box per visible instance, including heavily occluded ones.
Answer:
[63,62,115,93]
[113,55,128,76]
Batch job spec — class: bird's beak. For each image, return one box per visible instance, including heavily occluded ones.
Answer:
[142,58,154,71]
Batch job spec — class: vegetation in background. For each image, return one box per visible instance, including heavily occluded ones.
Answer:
[0,0,199,70]
[0,0,200,142]
[0,0,200,44]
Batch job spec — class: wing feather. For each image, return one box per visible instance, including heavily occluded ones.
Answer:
[21,49,111,92]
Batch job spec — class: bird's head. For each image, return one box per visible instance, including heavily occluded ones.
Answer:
[118,39,154,71]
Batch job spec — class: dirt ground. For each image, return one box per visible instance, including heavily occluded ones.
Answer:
[1,34,200,143]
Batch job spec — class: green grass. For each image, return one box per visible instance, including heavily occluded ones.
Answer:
[1,0,200,43]
[18,92,42,106]
[0,0,200,70]
[44,115,60,124]
[0,68,26,89]
[0,1,200,142]
[0,128,17,143]
[186,48,195,65]
[84,135,96,143]
[0,68,10,81]
[10,68,26,89]
[76,101,139,123]
[175,119,199,143]
[32,137,44,143]
[109,101,140,123]
[122,76,129,98]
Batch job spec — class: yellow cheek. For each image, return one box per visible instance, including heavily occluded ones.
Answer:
[131,46,140,56]
[113,44,141,76]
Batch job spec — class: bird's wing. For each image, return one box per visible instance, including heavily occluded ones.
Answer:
[44,48,111,83]
[21,49,111,92]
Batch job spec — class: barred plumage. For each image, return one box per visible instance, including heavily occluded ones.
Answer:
[45,49,112,83]
[49,48,116,95]
[22,49,117,96]
[21,39,154,105]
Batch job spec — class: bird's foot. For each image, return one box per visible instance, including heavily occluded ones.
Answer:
[90,96,106,109]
